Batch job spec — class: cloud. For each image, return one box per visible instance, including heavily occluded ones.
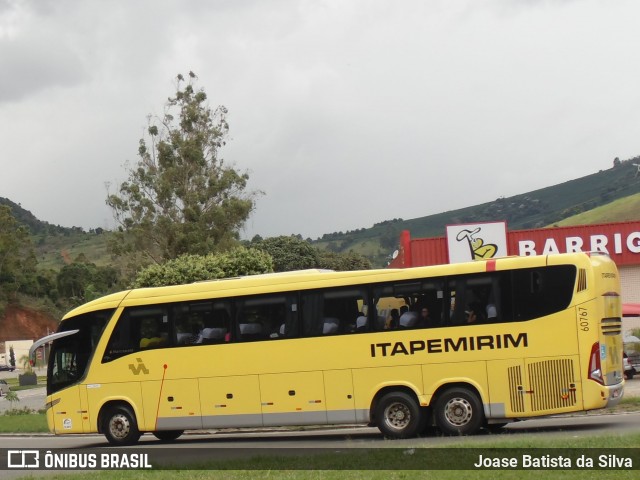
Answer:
[1,0,639,240]
[0,2,87,102]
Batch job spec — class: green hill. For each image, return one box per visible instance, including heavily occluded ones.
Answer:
[549,192,640,227]
[5,156,640,269]
[312,158,640,265]
[0,197,78,236]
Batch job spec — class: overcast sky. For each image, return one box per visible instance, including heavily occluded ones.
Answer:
[1,0,639,240]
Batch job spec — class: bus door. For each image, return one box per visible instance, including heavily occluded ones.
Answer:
[49,386,86,434]
[47,343,89,434]
[78,385,92,432]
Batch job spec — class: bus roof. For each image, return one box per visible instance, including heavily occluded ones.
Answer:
[62,252,602,319]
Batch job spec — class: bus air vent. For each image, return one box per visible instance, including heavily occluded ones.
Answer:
[576,269,587,292]
[600,318,622,336]
[507,366,525,413]
[528,359,577,412]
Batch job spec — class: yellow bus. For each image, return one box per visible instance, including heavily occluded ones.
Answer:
[30,251,625,445]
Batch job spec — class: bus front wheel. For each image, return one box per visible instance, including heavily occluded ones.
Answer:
[103,405,141,446]
[434,387,484,435]
[375,391,425,439]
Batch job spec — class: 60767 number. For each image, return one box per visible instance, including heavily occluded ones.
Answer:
[578,307,590,332]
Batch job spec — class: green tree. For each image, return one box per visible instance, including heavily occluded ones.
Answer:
[107,72,258,267]
[132,247,273,288]
[57,263,95,301]
[0,205,36,299]
[9,346,15,368]
[251,236,319,272]
[317,250,372,271]
[380,224,400,251]
[251,236,372,272]
[4,390,19,412]
[56,262,121,305]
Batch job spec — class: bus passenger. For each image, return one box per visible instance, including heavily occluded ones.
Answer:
[419,306,437,328]
[355,313,368,332]
[139,318,167,349]
[466,302,485,324]
[486,303,497,322]
[385,309,400,329]
[399,307,418,328]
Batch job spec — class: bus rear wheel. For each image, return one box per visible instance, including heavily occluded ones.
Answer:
[153,430,184,442]
[375,391,425,439]
[434,387,484,435]
[103,405,141,446]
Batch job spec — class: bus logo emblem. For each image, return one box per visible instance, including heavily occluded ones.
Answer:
[128,358,149,375]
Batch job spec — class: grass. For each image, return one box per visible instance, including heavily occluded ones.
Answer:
[0,411,48,432]
[3,375,47,391]
[15,473,640,480]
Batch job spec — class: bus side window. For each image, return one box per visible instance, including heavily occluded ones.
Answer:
[373,279,446,330]
[301,288,368,336]
[447,275,497,325]
[102,306,169,362]
[174,303,203,346]
[235,295,294,342]
[103,311,135,362]
[194,302,231,344]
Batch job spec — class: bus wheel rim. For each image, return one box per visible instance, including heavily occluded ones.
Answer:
[384,401,411,430]
[109,413,131,439]
[444,397,473,426]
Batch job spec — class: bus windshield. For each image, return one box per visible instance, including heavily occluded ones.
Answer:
[48,309,113,395]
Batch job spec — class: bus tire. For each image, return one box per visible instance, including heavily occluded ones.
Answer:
[153,430,184,442]
[103,405,141,446]
[484,422,507,433]
[434,387,484,436]
[375,391,425,439]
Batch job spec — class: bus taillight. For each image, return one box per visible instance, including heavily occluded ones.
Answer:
[588,342,604,385]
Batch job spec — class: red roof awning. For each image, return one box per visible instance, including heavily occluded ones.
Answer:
[623,303,640,316]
